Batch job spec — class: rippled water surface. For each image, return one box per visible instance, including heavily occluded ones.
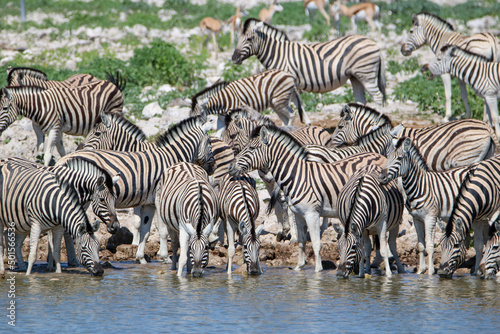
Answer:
[4,263,500,333]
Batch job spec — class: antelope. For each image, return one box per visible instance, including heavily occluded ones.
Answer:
[200,17,223,60]
[259,0,283,25]
[304,0,330,26]
[227,6,249,48]
[331,1,381,38]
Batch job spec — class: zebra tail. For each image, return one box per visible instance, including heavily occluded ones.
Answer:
[293,88,307,124]
[345,176,364,234]
[267,184,281,215]
[196,182,204,235]
[105,70,127,92]
[378,53,387,105]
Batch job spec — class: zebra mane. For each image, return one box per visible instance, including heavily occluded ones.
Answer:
[155,115,205,148]
[242,18,289,41]
[394,137,430,172]
[345,175,365,235]
[446,167,476,237]
[440,45,491,63]
[53,172,91,231]
[4,85,46,95]
[354,123,392,146]
[102,113,146,143]
[196,182,204,236]
[7,67,48,85]
[191,81,230,111]
[251,125,308,159]
[417,12,454,31]
[347,102,392,127]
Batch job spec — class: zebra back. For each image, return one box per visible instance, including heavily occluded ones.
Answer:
[209,137,235,187]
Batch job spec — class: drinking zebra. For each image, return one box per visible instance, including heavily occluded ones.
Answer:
[437,156,500,278]
[0,160,103,276]
[424,45,500,139]
[379,137,474,275]
[228,124,388,272]
[401,12,500,120]
[332,103,496,171]
[0,82,123,165]
[57,115,215,264]
[336,165,404,278]
[155,162,218,277]
[191,69,310,133]
[477,220,500,279]
[232,18,386,108]
[218,173,262,275]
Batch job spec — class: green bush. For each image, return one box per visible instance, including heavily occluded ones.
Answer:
[387,57,421,75]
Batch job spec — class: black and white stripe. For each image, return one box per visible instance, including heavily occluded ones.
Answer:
[478,221,500,279]
[155,162,218,277]
[233,18,386,107]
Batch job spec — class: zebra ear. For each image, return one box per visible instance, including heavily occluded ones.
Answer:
[203,218,215,238]
[402,137,412,152]
[437,218,446,232]
[78,223,87,236]
[17,72,24,85]
[255,223,264,236]
[260,126,270,145]
[96,176,106,190]
[101,112,111,128]
[449,46,457,57]
[180,220,196,237]
[390,124,404,137]
[455,217,464,231]
[238,221,247,235]
[254,21,264,30]
[412,13,418,26]
[332,222,344,236]
[2,87,11,101]
[112,173,120,185]
[340,104,350,118]
[495,221,500,232]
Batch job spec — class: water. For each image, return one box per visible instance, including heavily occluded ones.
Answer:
[3,262,500,333]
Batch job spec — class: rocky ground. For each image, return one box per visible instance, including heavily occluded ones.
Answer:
[1,0,487,276]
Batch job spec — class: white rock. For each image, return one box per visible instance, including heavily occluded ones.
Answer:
[142,101,164,119]
[158,84,174,93]
[135,120,159,138]
[162,106,191,124]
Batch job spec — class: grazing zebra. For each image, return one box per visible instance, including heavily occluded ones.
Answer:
[401,12,500,120]
[477,221,500,279]
[57,115,215,264]
[379,137,475,275]
[0,83,123,165]
[304,123,394,163]
[0,160,103,276]
[424,45,500,140]
[336,165,404,278]
[332,103,497,171]
[191,69,310,133]
[218,173,263,275]
[437,156,500,278]
[232,18,386,108]
[228,124,388,272]
[155,162,218,277]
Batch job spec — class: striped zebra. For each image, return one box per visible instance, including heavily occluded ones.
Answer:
[155,162,218,277]
[477,221,500,279]
[401,12,500,120]
[335,164,404,278]
[304,123,394,163]
[437,156,500,278]
[218,173,262,274]
[424,45,500,140]
[232,18,386,108]
[0,83,123,165]
[209,137,235,188]
[57,115,215,264]
[332,103,497,171]
[0,160,103,276]
[379,137,475,275]
[228,124,388,272]
[191,69,310,132]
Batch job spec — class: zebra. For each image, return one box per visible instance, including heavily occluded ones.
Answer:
[0,160,103,276]
[232,18,386,108]
[217,173,263,275]
[437,156,500,278]
[477,220,500,279]
[335,164,404,278]
[228,124,388,272]
[191,69,310,133]
[209,137,236,188]
[56,115,215,264]
[378,137,476,275]
[155,162,218,277]
[0,83,123,165]
[304,123,394,163]
[423,45,500,140]
[332,103,497,171]
[401,12,500,120]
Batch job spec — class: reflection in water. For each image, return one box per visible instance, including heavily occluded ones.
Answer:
[6,263,500,332]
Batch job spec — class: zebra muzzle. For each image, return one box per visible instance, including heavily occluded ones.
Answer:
[400,44,412,57]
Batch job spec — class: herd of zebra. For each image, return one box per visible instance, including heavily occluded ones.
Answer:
[1,13,500,280]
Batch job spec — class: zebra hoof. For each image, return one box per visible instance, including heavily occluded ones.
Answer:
[276,233,283,242]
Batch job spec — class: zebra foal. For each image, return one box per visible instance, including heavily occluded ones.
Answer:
[233,18,386,108]
[336,165,404,278]
[155,162,218,277]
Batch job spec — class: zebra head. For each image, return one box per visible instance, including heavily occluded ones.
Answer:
[91,174,120,234]
[181,218,214,278]
[232,18,263,64]
[478,221,500,279]
[401,13,428,56]
[222,109,257,154]
[75,222,104,276]
[379,137,412,184]
[239,220,265,275]
[334,224,363,279]
[438,217,468,278]
[196,135,216,176]
[422,45,456,79]
[228,126,270,177]
[0,88,19,135]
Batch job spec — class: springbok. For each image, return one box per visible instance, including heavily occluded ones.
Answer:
[331,1,381,37]
[259,0,283,25]
[304,0,330,26]
[227,6,249,48]
[200,17,222,59]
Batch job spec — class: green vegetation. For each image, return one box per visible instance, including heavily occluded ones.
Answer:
[387,57,421,75]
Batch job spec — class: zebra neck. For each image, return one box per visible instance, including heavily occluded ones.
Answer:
[422,20,457,54]
[401,151,428,199]
[256,37,281,69]
[449,57,479,86]
[51,167,89,203]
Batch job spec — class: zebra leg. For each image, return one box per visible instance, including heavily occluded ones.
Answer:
[225,220,236,274]
[484,95,500,140]
[362,234,371,277]
[14,233,27,271]
[64,231,78,267]
[44,127,60,166]
[350,77,367,106]
[458,80,472,119]
[32,122,45,154]
[169,228,180,271]
[136,205,155,264]
[48,225,64,274]
[471,220,488,275]
[440,74,453,121]
[413,217,427,274]
[132,206,142,246]
[259,171,288,241]
[55,136,66,158]
[305,211,323,272]
[377,222,392,278]
[156,214,170,264]
[26,222,42,275]
[294,214,308,270]
[425,216,437,276]
[388,227,405,274]
[274,105,295,126]
[177,228,190,277]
